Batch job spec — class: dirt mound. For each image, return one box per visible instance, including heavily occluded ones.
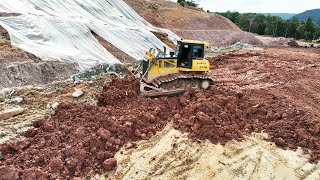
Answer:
[0,77,181,179]
[0,34,78,89]
[0,59,78,89]
[0,75,319,179]
[125,0,263,46]
[174,88,320,162]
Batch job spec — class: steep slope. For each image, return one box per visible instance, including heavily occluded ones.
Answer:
[125,0,263,46]
[0,13,79,89]
[293,9,320,24]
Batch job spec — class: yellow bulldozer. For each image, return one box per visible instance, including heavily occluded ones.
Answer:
[139,39,214,97]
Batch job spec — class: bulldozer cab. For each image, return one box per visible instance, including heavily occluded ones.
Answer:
[177,40,206,69]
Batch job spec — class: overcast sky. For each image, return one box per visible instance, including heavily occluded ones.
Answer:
[195,0,320,13]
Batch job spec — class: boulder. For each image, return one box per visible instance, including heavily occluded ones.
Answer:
[288,40,299,47]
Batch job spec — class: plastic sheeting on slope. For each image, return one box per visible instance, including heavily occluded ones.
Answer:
[0,15,120,70]
[0,0,180,69]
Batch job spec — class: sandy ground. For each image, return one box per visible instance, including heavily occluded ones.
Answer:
[99,124,320,180]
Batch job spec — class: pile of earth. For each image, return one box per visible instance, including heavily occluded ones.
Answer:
[125,0,263,46]
[0,38,79,89]
[0,76,319,179]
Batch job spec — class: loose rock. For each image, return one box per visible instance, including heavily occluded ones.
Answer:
[288,40,299,47]
[51,102,59,110]
[12,96,24,104]
[0,107,24,120]
[72,89,84,98]
[103,158,117,171]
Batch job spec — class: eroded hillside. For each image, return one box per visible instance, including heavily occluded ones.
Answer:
[125,0,263,46]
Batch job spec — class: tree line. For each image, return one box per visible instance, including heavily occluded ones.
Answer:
[217,11,320,41]
[177,0,198,7]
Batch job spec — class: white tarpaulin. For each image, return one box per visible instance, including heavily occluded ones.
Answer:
[0,0,180,69]
[0,15,120,69]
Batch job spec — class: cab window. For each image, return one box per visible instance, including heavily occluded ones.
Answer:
[193,44,204,58]
[164,60,175,68]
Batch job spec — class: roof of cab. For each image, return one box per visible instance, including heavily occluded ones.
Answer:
[180,39,209,47]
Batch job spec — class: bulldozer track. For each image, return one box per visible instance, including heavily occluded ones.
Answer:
[148,72,214,89]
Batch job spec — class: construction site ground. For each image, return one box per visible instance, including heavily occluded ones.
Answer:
[0,46,320,179]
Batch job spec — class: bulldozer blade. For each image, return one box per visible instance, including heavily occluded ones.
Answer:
[142,89,185,97]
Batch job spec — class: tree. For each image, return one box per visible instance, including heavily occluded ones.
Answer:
[264,16,282,37]
[287,18,299,38]
[305,16,316,40]
[177,0,198,7]
[296,22,305,39]
[217,11,318,41]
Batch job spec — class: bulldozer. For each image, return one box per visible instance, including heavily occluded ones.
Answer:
[139,39,214,97]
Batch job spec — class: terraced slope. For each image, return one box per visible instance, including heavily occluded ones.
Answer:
[125,0,263,46]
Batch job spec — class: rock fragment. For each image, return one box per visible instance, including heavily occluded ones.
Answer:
[72,89,84,98]
[0,107,24,120]
[288,40,299,47]
[103,158,117,171]
[12,96,24,104]
[51,102,59,109]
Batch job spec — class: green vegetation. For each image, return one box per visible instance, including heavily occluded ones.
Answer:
[293,9,320,25]
[177,0,198,7]
[218,11,320,41]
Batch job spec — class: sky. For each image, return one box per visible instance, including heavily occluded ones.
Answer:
[194,0,320,13]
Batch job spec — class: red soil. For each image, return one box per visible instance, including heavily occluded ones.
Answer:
[0,72,319,179]
[125,0,263,46]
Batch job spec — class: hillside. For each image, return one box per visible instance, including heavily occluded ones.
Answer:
[293,9,320,24]
[261,13,296,20]
[125,0,262,46]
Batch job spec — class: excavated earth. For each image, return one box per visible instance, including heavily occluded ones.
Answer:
[1,46,320,179]
[125,0,263,46]
[0,29,79,89]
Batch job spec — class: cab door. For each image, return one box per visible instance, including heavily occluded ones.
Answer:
[177,43,193,69]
